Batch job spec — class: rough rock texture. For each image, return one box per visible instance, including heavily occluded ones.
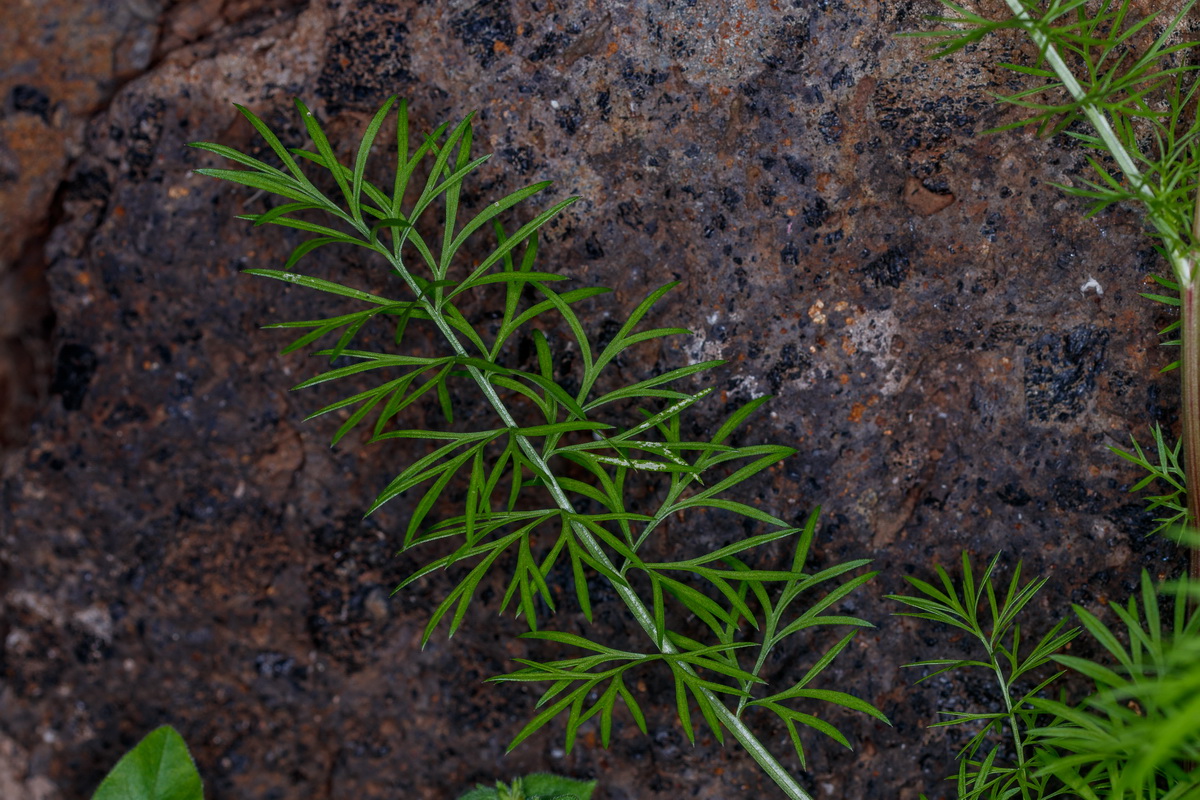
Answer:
[0,0,158,466]
[0,1,1188,798]
[0,0,299,465]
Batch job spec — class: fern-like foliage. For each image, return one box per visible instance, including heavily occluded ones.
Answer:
[895,554,1200,800]
[1112,277,1188,537]
[891,553,1080,800]
[456,772,596,800]
[189,98,885,800]
[1028,570,1200,799]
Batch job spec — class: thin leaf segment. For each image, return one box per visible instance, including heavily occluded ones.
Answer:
[191,99,885,799]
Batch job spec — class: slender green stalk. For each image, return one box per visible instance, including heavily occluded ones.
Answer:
[1184,282,1200,582]
[738,615,783,719]
[987,645,1032,800]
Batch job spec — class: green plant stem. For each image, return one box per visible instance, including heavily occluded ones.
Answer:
[1184,281,1200,583]
[987,645,1031,800]
[737,616,782,719]
[376,246,812,800]
[1189,185,1200,584]
[1003,0,1200,581]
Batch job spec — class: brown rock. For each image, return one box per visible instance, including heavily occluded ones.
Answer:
[0,1,1186,799]
[0,0,161,462]
[902,175,955,216]
[0,734,60,800]
[0,0,159,267]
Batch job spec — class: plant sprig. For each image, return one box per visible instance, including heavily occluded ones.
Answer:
[897,555,1200,799]
[1110,424,1189,537]
[456,772,597,800]
[1028,570,1200,798]
[891,553,1080,800]
[190,98,886,800]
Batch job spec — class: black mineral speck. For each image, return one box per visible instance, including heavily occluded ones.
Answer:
[501,145,534,174]
[783,155,810,184]
[584,233,604,260]
[595,90,611,120]
[51,343,98,412]
[801,196,829,228]
[703,213,727,238]
[451,0,515,69]
[863,247,910,288]
[1024,325,1110,422]
[554,99,583,135]
[10,85,50,120]
[781,241,799,266]
[818,110,842,144]
[529,31,567,62]
[767,343,812,392]
[126,97,165,180]
[996,483,1032,507]
[1051,476,1101,514]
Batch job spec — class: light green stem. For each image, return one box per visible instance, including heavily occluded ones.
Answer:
[1183,283,1200,582]
[986,644,1031,797]
[379,247,812,800]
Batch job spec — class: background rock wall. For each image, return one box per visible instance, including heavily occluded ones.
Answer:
[0,1,1187,798]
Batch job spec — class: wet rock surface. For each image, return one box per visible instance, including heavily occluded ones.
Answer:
[0,1,1186,798]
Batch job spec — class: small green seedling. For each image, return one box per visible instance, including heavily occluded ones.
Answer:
[456,773,597,800]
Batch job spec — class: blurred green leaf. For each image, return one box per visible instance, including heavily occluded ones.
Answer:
[91,726,202,800]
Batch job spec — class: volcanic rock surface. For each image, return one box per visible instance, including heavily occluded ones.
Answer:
[0,1,1185,798]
